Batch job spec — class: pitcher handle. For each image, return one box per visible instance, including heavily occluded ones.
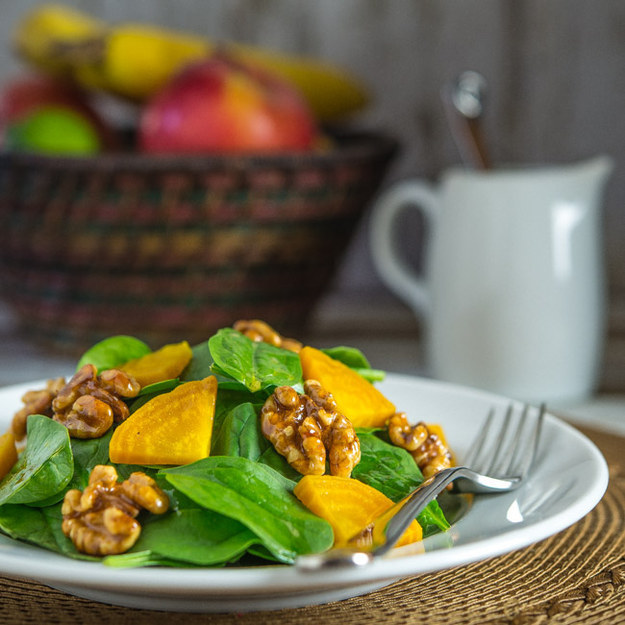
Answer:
[369,180,439,317]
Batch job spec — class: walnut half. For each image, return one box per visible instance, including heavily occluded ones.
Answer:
[233,319,303,353]
[260,380,360,478]
[62,465,169,556]
[388,412,452,479]
[52,364,140,439]
[11,377,66,441]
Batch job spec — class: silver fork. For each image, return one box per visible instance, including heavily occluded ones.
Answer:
[297,402,545,570]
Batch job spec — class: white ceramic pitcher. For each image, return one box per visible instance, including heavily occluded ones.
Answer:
[369,156,614,403]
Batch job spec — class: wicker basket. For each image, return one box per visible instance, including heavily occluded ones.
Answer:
[0,131,397,351]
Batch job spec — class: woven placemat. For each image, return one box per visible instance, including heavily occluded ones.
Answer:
[1,424,624,625]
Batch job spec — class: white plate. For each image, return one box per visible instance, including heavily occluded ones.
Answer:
[0,374,608,612]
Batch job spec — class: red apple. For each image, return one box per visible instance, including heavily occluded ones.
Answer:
[139,56,317,153]
[0,74,116,149]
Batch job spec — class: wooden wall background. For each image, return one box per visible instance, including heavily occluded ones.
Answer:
[1,1,624,387]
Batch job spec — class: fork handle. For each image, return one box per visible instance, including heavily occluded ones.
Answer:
[379,466,518,556]
[296,467,519,571]
[378,467,466,556]
[297,469,467,571]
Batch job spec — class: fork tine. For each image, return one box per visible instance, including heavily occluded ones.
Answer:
[504,403,545,477]
[463,406,495,467]
[505,403,532,472]
[516,403,546,477]
[480,403,514,475]
[489,403,528,475]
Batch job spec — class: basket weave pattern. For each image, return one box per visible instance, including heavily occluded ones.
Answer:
[0,133,396,350]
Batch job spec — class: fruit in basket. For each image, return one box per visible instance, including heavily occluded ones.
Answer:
[0,74,115,149]
[4,106,101,155]
[139,56,317,153]
[14,4,369,121]
[1,75,88,121]
[12,4,105,78]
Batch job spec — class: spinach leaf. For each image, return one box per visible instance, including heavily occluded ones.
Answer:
[0,504,60,552]
[210,399,301,481]
[69,430,112,490]
[182,340,253,391]
[161,456,333,563]
[210,402,265,460]
[352,368,386,383]
[322,346,371,369]
[0,416,73,506]
[137,379,180,397]
[108,509,261,567]
[0,502,92,559]
[214,388,263,421]
[256,446,302,482]
[208,328,302,393]
[353,432,450,536]
[31,432,113,508]
[103,551,191,568]
[76,335,151,372]
[322,346,386,383]
[180,341,214,382]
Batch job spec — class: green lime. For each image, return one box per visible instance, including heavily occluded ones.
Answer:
[5,106,101,155]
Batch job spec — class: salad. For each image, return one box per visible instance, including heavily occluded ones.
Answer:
[0,320,453,567]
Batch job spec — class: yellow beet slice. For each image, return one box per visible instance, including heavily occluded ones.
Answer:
[299,346,395,427]
[120,340,193,387]
[0,431,18,481]
[109,376,217,465]
[293,474,422,548]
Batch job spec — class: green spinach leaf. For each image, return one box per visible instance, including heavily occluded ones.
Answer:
[0,416,73,506]
[210,399,301,481]
[76,335,151,372]
[0,504,60,552]
[107,509,261,567]
[161,456,333,563]
[322,346,372,369]
[137,379,180,397]
[256,446,302,482]
[179,341,214,382]
[210,402,265,460]
[353,431,449,536]
[0,502,92,559]
[68,430,112,490]
[208,328,302,393]
[322,346,386,383]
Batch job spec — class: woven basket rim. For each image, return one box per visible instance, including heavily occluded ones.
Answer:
[0,129,398,172]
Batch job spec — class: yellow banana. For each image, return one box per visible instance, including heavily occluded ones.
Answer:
[229,44,369,123]
[14,5,369,121]
[13,4,105,76]
[97,26,210,100]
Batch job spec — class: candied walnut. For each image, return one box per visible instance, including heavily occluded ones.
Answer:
[62,464,169,556]
[260,380,360,478]
[388,412,428,451]
[233,319,303,353]
[412,433,453,479]
[52,364,140,439]
[11,377,66,441]
[387,412,452,479]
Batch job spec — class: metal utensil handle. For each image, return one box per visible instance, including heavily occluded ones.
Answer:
[376,466,517,556]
